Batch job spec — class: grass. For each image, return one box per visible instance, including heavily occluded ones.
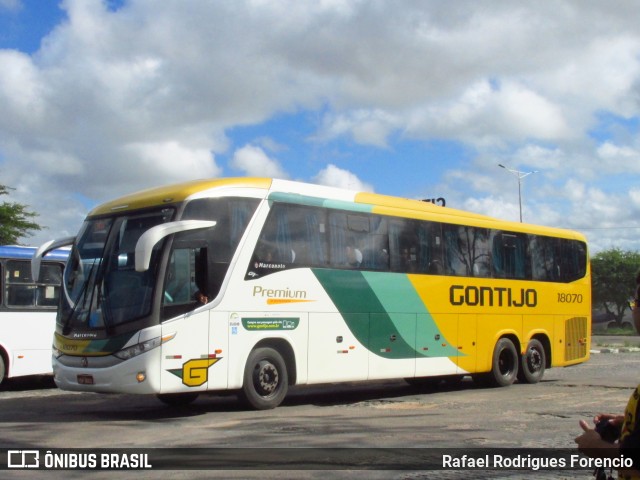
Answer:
[592,324,636,335]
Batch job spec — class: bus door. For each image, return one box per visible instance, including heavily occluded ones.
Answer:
[159,245,212,394]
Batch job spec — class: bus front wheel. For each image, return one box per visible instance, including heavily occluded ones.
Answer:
[485,338,519,387]
[241,347,288,410]
[518,339,546,384]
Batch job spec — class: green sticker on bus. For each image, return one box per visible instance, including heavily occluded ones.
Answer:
[242,317,300,331]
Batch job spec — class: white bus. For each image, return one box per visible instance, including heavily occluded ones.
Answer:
[0,245,68,385]
[34,178,590,408]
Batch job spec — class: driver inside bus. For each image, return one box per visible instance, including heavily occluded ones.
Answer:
[194,290,208,304]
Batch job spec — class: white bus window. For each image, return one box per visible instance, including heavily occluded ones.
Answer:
[6,261,35,307]
[5,260,63,308]
[36,264,62,307]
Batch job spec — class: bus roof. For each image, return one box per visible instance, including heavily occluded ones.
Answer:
[89,178,273,216]
[0,245,69,261]
[87,177,586,242]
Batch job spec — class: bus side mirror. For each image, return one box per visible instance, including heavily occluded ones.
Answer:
[31,236,76,282]
[135,220,216,272]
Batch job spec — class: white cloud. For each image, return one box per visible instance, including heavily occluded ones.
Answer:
[0,50,46,131]
[124,141,221,181]
[494,82,570,140]
[313,164,373,192]
[597,142,640,173]
[317,110,400,147]
[463,196,519,223]
[405,79,571,147]
[230,145,288,179]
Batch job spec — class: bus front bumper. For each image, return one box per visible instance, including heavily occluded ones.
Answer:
[52,352,160,394]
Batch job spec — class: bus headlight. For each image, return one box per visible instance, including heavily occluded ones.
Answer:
[114,336,162,360]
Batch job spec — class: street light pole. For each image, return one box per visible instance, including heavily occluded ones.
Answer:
[498,164,538,222]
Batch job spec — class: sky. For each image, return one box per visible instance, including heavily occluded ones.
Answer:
[1,0,640,254]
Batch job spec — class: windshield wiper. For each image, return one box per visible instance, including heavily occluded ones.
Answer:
[63,258,98,334]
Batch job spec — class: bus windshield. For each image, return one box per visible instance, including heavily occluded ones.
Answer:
[61,208,174,332]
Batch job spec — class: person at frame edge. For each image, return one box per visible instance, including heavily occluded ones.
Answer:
[574,272,640,480]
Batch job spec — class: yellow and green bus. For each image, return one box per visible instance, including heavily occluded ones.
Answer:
[33,177,590,409]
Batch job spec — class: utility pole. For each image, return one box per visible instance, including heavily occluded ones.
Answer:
[498,164,538,222]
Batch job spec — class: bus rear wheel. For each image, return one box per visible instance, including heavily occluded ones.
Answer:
[518,339,546,384]
[484,338,519,387]
[241,347,288,410]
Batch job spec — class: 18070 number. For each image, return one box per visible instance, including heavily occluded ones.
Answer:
[557,293,583,303]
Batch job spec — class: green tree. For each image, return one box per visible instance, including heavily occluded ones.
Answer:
[0,184,42,244]
[591,248,640,326]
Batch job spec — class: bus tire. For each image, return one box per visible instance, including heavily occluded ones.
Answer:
[518,339,546,384]
[0,353,6,386]
[486,338,519,387]
[241,347,288,410]
[156,392,199,406]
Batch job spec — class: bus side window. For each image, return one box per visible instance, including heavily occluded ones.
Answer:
[389,218,418,272]
[442,225,493,277]
[492,232,528,279]
[247,204,329,279]
[557,239,587,282]
[162,247,207,319]
[328,212,354,268]
[164,249,193,305]
[36,264,63,307]
[530,235,559,281]
[421,221,444,274]
[6,260,35,307]
[361,215,388,271]
[162,246,218,319]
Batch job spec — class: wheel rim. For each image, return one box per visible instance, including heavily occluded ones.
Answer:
[253,360,279,397]
[527,347,543,373]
